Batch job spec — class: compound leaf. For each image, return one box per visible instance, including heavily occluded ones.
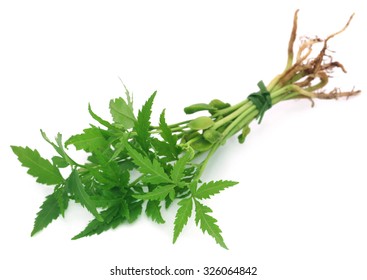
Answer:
[125,142,172,185]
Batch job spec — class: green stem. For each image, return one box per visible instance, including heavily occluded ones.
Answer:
[211,102,252,131]
[194,142,221,180]
[212,99,249,117]
[150,125,188,135]
[193,84,308,180]
[150,120,190,130]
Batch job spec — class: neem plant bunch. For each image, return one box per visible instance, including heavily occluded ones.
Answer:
[12,11,360,248]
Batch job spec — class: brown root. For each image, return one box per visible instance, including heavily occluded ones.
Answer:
[272,11,359,101]
[314,88,361,100]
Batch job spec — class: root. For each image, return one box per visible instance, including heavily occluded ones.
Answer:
[273,11,360,100]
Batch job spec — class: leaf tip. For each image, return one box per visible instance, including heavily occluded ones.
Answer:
[172,236,178,244]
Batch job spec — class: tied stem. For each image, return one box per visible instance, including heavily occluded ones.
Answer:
[247,81,272,124]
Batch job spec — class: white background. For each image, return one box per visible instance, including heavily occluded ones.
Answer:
[1,1,366,279]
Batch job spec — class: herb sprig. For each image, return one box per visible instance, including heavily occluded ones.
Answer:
[12,11,359,248]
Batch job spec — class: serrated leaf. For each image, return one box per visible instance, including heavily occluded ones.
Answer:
[86,151,130,188]
[87,167,117,188]
[11,146,64,185]
[88,103,114,129]
[127,199,143,223]
[65,127,108,153]
[109,97,136,129]
[159,109,179,158]
[72,205,124,240]
[195,180,238,199]
[170,149,194,185]
[146,200,165,224]
[133,185,175,200]
[135,91,156,152]
[194,200,227,249]
[66,170,103,222]
[150,138,176,161]
[173,198,193,243]
[31,189,66,236]
[125,142,173,185]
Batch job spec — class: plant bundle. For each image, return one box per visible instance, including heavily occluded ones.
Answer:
[12,11,359,248]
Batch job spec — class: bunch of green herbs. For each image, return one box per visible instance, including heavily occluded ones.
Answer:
[12,11,359,248]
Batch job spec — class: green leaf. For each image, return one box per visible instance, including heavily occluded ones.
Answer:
[195,180,238,199]
[31,188,68,236]
[110,138,128,161]
[135,91,156,152]
[55,187,69,217]
[133,185,175,200]
[170,149,193,185]
[86,149,130,189]
[127,201,143,224]
[146,200,165,224]
[41,131,75,167]
[11,146,64,185]
[52,156,69,168]
[120,80,134,107]
[173,198,193,243]
[125,142,173,185]
[169,189,175,201]
[65,127,108,152]
[88,103,114,129]
[194,200,227,249]
[150,138,176,161]
[109,97,136,129]
[72,205,124,239]
[188,181,198,195]
[159,110,179,158]
[66,170,103,222]
[120,200,130,221]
